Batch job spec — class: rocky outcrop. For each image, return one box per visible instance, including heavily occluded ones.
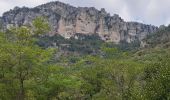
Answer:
[0,17,1,24]
[0,1,158,43]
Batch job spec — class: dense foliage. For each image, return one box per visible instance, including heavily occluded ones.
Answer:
[144,25,170,48]
[0,18,169,100]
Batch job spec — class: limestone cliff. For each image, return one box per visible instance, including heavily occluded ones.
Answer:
[0,1,158,43]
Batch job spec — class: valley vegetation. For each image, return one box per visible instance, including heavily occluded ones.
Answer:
[0,17,169,100]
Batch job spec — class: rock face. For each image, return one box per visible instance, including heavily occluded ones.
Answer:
[0,17,2,30]
[0,1,158,43]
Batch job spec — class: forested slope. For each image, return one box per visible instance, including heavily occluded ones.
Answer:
[0,17,169,100]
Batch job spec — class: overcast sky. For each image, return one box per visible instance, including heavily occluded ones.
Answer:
[0,0,169,26]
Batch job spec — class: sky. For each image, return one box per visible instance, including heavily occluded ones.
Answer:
[0,0,170,26]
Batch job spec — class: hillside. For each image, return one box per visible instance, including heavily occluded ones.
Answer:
[0,1,157,44]
[0,1,169,100]
[142,25,170,48]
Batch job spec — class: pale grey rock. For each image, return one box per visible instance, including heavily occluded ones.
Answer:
[0,1,158,43]
[0,17,2,30]
[159,25,166,30]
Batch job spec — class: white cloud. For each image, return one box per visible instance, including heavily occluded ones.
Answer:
[119,5,133,21]
[0,1,12,15]
[0,0,169,26]
[0,0,49,14]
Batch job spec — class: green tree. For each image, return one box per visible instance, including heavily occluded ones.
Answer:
[0,17,53,100]
[144,55,170,100]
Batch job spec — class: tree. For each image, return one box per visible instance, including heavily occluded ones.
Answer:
[0,17,53,100]
[144,55,170,100]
